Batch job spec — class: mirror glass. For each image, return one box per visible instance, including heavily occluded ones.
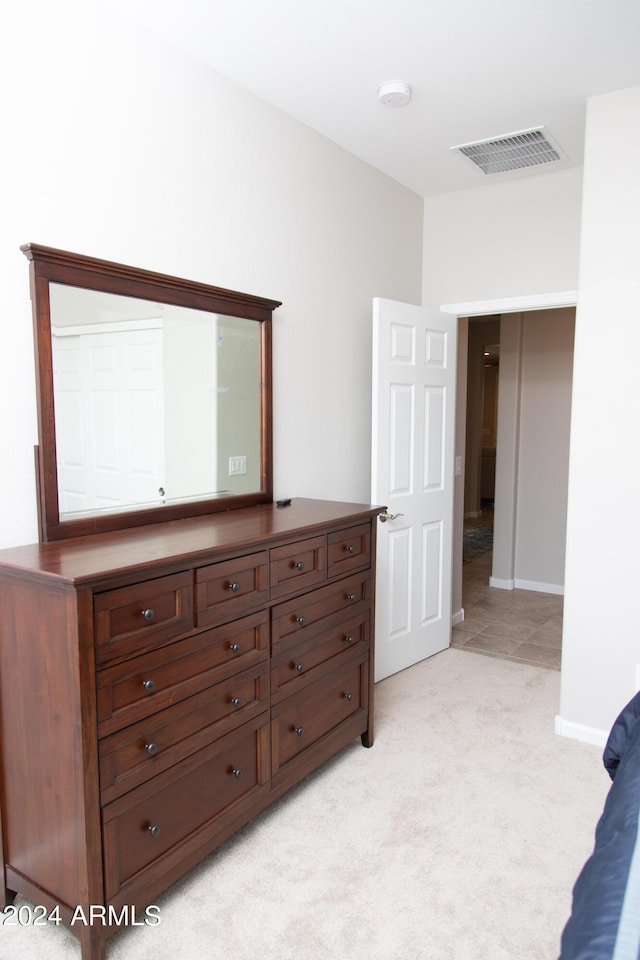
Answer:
[50,284,261,519]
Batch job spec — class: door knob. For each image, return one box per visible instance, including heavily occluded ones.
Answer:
[378,511,404,523]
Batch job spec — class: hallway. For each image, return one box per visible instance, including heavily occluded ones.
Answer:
[451,551,563,670]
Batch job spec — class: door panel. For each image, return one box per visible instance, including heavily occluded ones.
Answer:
[421,521,442,623]
[387,525,411,637]
[424,386,444,489]
[390,383,414,494]
[372,298,456,681]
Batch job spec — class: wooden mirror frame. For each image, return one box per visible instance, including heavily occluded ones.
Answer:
[22,244,281,542]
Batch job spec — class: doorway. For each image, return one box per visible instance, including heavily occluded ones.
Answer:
[448,299,576,670]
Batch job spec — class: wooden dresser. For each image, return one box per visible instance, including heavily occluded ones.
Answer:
[0,498,379,960]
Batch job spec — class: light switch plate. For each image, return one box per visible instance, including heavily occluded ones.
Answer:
[228,455,247,476]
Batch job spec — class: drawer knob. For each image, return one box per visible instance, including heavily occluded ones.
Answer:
[231,767,243,779]
[295,616,306,626]
[294,726,305,737]
[345,545,356,554]
[344,692,354,702]
[145,742,159,756]
[142,679,156,692]
[229,642,241,654]
[141,608,155,622]
[344,636,355,645]
[148,824,161,839]
[228,581,241,593]
[294,663,304,673]
[292,560,305,571]
[346,593,358,602]
[231,696,242,708]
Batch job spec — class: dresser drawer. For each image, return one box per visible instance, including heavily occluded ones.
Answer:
[94,572,194,664]
[327,522,371,578]
[271,613,369,701]
[271,654,368,778]
[102,716,269,900]
[269,534,326,600]
[97,610,269,736]
[271,571,371,646]
[99,661,269,803]
[196,551,268,627]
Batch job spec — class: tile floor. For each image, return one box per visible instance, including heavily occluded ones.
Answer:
[452,548,563,670]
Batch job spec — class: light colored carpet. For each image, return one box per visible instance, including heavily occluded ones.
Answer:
[2,648,610,960]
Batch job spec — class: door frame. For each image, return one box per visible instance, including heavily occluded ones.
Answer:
[440,289,577,627]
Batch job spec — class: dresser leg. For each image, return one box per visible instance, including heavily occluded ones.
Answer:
[79,926,107,960]
[361,730,374,748]
[0,885,17,910]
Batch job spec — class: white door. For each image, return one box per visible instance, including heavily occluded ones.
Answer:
[371,298,457,681]
[53,324,165,515]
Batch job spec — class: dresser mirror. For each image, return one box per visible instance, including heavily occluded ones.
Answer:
[22,244,280,541]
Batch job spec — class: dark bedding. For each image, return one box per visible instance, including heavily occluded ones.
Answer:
[559,692,640,960]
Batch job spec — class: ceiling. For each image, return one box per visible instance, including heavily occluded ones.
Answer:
[115,0,640,197]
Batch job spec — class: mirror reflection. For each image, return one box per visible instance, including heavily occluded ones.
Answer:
[50,283,262,519]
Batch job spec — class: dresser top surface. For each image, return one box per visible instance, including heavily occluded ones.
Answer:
[0,499,381,585]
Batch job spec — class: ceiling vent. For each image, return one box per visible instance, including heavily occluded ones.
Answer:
[452,127,566,175]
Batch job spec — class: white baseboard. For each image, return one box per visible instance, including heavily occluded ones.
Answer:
[489,576,564,595]
[515,578,564,595]
[452,608,464,626]
[554,715,607,747]
[464,510,482,519]
[489,577,514,590]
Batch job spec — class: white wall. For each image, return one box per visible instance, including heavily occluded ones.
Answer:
[514,309,574,592]
[422,167,583,309]
[489,309,575,594]
[0,0,423,549]
[560,86,640,739]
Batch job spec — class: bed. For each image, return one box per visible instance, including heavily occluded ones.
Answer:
[559,691,640,959]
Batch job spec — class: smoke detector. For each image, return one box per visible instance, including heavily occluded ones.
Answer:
[378,82,412,107]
